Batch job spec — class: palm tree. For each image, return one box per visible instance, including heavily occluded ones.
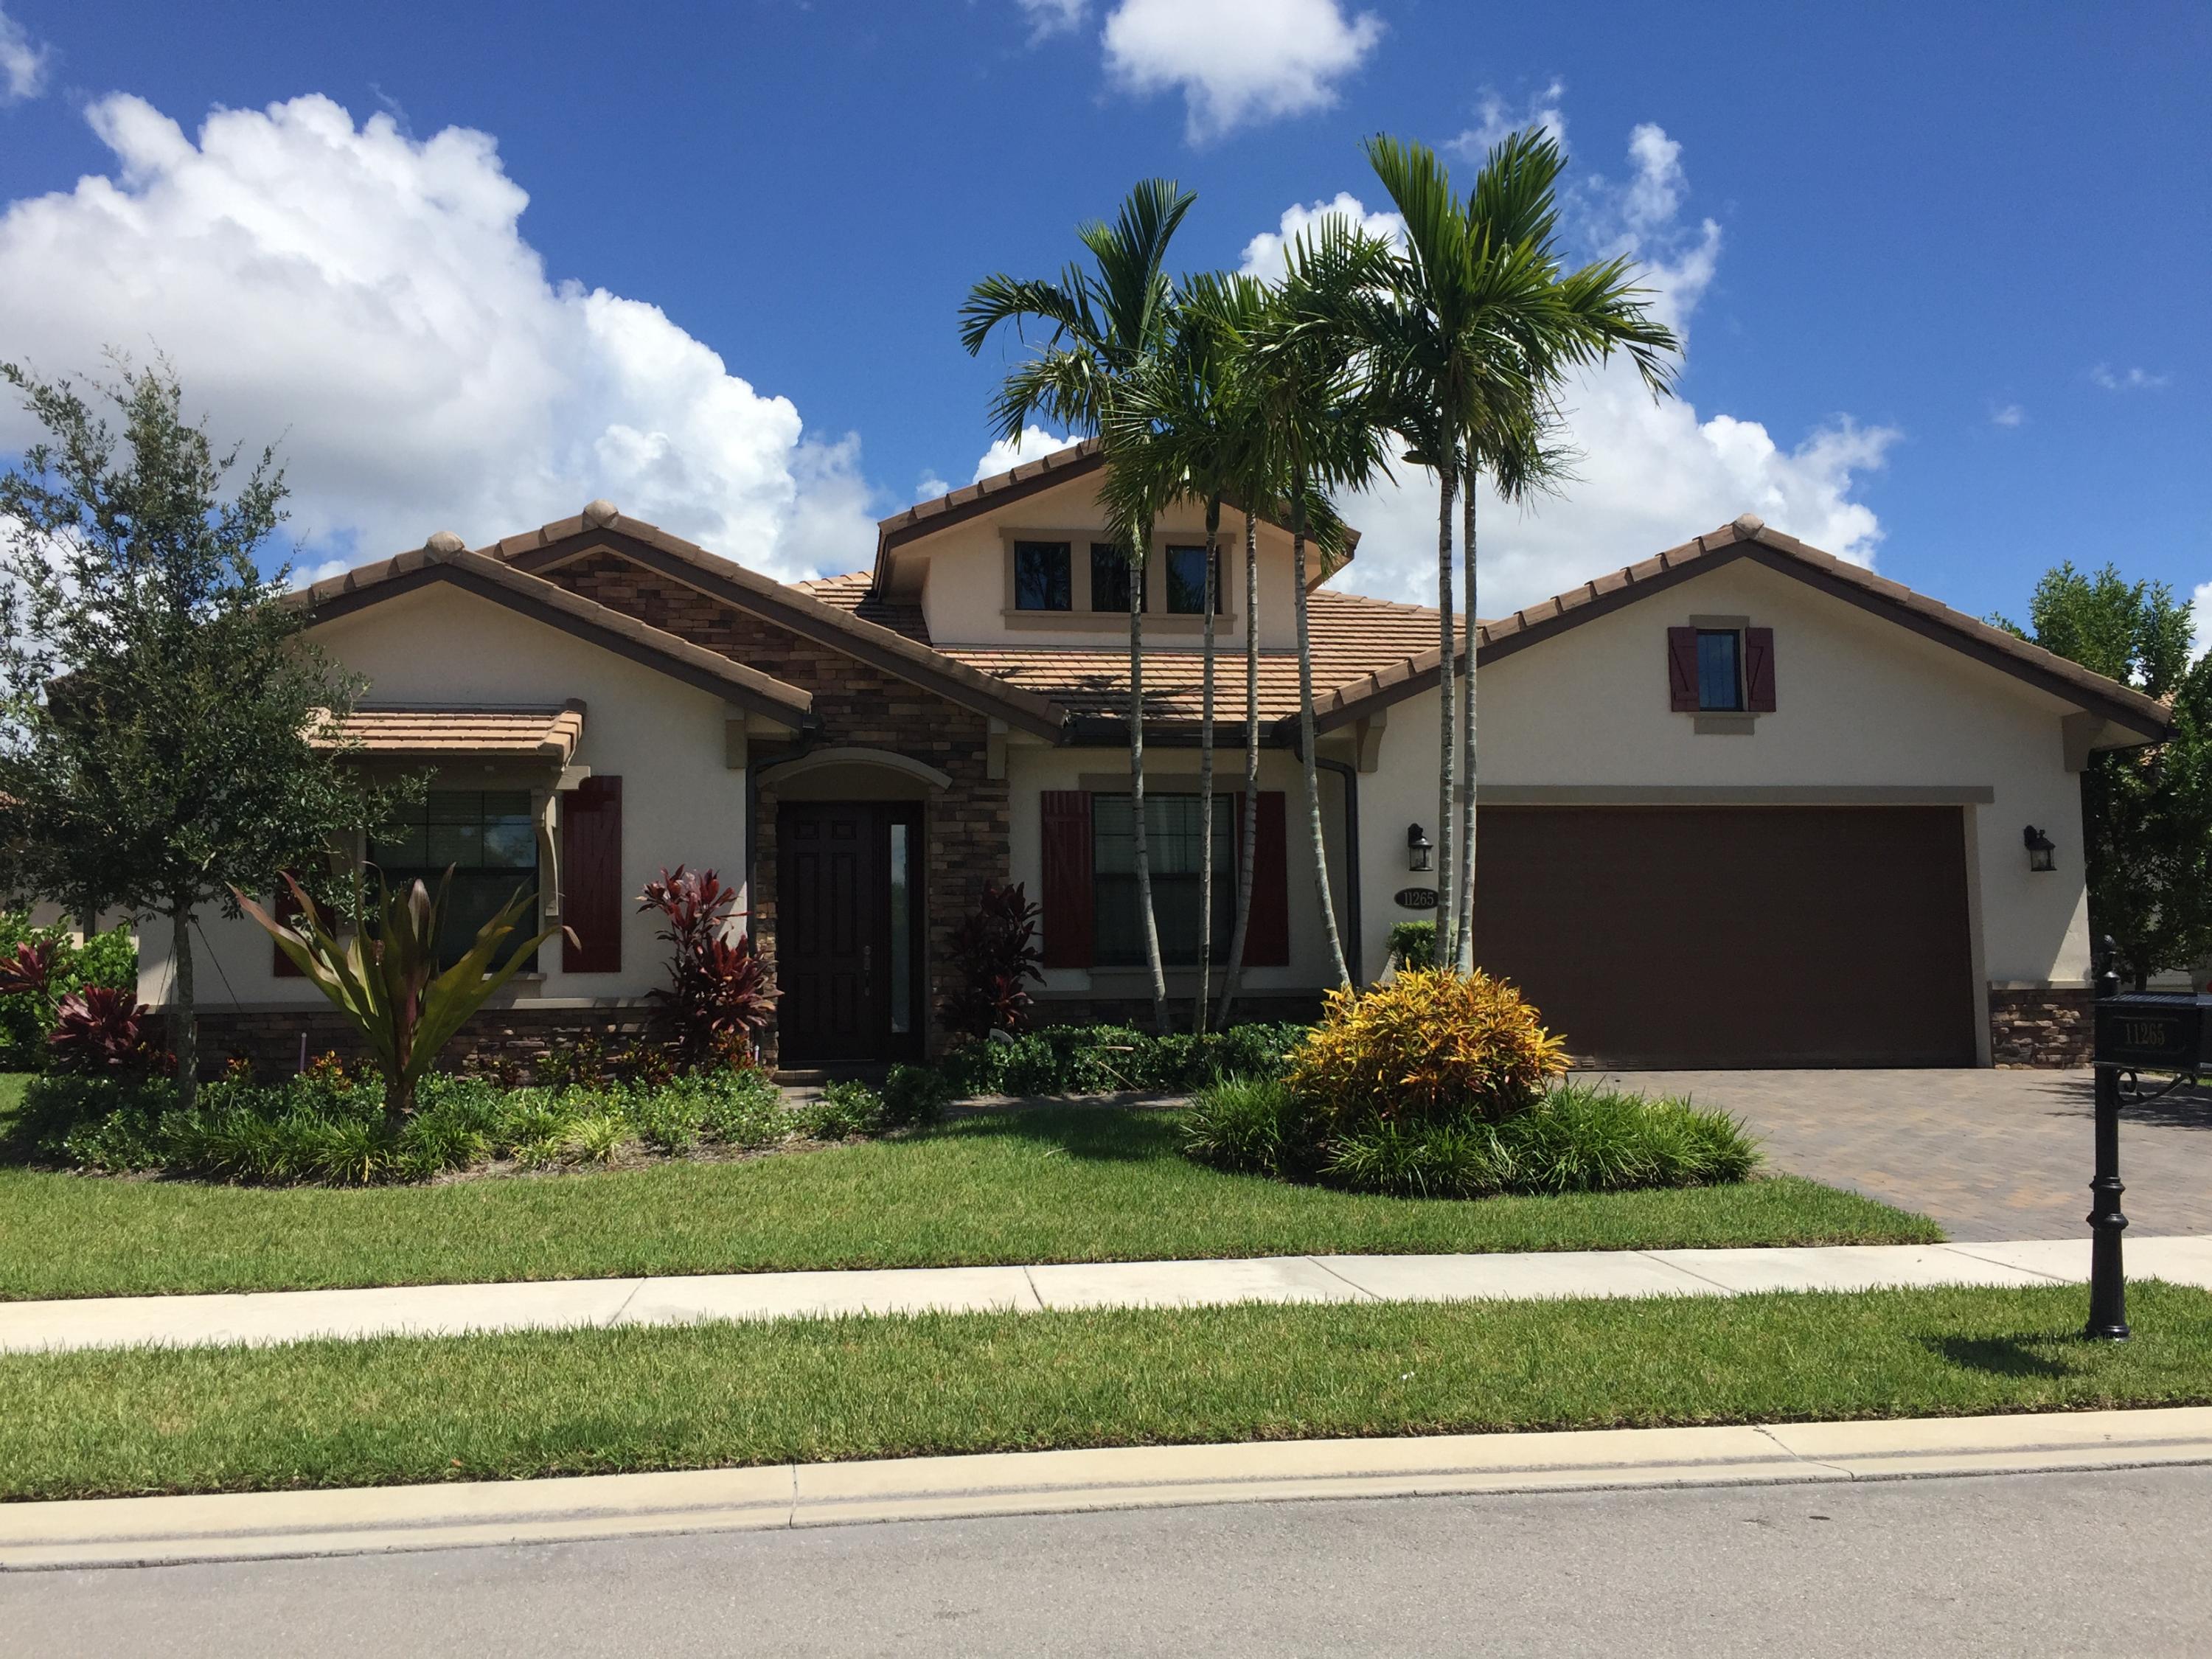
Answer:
[1238,221,1397,989]
[961,179,1195,1034]
[1364,132,1680,971]
[1102,275,1274,1031]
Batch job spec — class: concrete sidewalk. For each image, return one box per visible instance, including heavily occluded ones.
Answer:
[4,1234,2211,1355]
[6,1407,2211,1571]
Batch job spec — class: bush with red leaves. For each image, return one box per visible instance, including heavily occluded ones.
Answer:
[48,986,175,1079]
[638,865,777,1071]
[939,881,1044,1040]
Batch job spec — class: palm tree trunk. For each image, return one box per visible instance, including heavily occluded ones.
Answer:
[170,903,198,1110]
[1193,498,1221,1034]
[1216,510,1262,1029]
[1433,463,1458,969]
[1456,473,1479,973]
[1293,474,1350,987]
[1129,546,1169,1034]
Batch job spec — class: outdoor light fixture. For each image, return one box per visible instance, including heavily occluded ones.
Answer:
[1406,823,1433,872]
[2023,825,2056,873]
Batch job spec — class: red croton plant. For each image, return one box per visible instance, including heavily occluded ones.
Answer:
[638,866,776,1069]
[0,940,173,1078]
[940,880,1044,1041]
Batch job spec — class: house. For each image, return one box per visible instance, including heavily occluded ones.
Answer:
[145,441,2171,1072]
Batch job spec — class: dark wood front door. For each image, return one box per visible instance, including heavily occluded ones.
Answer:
[776,802,922,1066]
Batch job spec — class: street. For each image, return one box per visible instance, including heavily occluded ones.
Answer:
[5,1464,2207,1657]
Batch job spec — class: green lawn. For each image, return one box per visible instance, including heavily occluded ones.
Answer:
[0,1077,1938,1299]
[4,1282,2207,1501]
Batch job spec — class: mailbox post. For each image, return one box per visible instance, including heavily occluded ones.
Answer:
[2086,937,2212,1341]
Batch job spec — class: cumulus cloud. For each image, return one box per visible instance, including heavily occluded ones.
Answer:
[2194,582,2212,662]
[0,6,47,104]
[0,94,874,583]
[971,425,1079,482]
[1102,0,1382,141]
[1991,403,2025,428]
[1238,191,1405,278]
[1015,0,1089,39]
[1298,119,1898,616]
[1447,79,1568,161]
[2090,364,2170,392]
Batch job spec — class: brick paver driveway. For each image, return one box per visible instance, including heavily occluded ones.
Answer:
[1586,1068,2212,1241]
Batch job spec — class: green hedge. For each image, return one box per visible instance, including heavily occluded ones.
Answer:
[0,916,138,1071]
[931,1021,1304,1099]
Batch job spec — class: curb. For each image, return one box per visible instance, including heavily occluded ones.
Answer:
[6,1407,2211,1571]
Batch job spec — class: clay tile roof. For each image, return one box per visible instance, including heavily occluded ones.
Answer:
[795,571,933,645]
[316,701,587,762]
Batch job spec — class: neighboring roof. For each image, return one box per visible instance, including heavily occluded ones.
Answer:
[294,538,815,728]
[792,571,932,644]
[316,702,588,763]
[1304,515,2177,742]
[484,504,1068,740]
[909,590,1447,737]
[870,437,1358,591]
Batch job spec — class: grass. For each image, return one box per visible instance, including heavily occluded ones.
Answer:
[3,1281,2208,1501]
[0,1079,1938,1300]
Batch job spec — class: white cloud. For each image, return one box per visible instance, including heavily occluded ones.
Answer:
[2090,364,2171,392]
[2194,583,2212,662]
[1991,403,2025,428]
[1101,0,1382,141]
[0,6,47,104]
[1447,79,1568,160]
[971,425,1079,482]
[1015,0,1089,39]
[1238,191,1405,278]
[1292,119,1899,616]
[0,94,874,584]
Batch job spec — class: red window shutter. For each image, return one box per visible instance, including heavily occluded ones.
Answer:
[271,879,304,978]
[1242,790,1290,967]
[1666,627,1700,712]
[560,776,622,974]
[1040,790,1093,969]
[1744,627,1776,712]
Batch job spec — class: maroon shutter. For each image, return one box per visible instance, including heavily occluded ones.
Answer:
[1666,627,1700,712]
[560,776,622,973]
[1744,627,1776,712]
[1040,790,1093,968]
[1243,791,1290,967]
[271,879,304,978]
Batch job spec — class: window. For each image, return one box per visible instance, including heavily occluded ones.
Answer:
[1164,544,1221,615]
[1090,542,1142,613]
[1695,629,1742,712]
[1091,794,1234,967]
[369,790,540,970]
[1013,540,1072,611]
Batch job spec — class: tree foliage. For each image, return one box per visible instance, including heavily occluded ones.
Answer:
[0,355,406,1099]
[1999,563,2212,984]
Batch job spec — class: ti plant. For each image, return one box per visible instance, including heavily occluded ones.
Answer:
[236,869,563,1127]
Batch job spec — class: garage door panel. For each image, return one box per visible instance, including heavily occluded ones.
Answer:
[1472,807,1975,1068]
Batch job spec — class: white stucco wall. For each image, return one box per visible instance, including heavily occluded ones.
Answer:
[142,584,751,1009]
[1352,559,2101,1023]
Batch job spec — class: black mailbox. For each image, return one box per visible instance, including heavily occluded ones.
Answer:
[2093,990,2212,1074]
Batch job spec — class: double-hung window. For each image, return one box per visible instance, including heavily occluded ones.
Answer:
[369,790,541,970]
[1013,540,1072,611]
[1694,629,1742,711]
[1091,794,1235,966]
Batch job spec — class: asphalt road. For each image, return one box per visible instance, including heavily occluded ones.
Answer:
[5,1465,2209,1657]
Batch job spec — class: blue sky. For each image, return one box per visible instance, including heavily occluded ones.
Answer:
[0,0,2205,629]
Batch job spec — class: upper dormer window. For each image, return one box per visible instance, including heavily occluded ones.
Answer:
[1164,544,1222,615]
[1668,622,1777,717]
[1013,540,1071,611]
[1091,543,1143,613]
[1696,629,1742,711]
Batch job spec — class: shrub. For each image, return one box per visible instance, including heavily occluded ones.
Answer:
[1287,970,1568,1133]
[939,881,1044,1040]
[935,1022,1305,1100]
[880,1062,954,1127]
[1180,1076,1321,1180]
[0,916,137,1071]
[1387,920,1436,971]
[48,986,173,1079]
[639,866,776,1070]
[802,1080,883,1140]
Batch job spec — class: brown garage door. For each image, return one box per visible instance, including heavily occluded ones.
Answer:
[1472,806,1976,1068]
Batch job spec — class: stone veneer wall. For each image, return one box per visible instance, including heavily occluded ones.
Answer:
[543,552,1009,1064]
[170,1004,654,1080]
[1989,987,2093,1068]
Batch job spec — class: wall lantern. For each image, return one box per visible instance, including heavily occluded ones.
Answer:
[2023,824,2057,873]
[1406,823,1433,872]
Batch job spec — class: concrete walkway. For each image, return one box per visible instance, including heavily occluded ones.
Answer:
[7,1406,2211,1571]
[5,1234,2210,1355]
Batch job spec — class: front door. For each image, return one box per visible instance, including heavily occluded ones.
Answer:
[776,801,922,1065]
